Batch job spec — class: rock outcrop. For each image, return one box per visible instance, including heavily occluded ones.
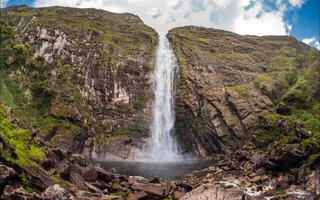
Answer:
[1,5,158,159]
[167,26,319,157]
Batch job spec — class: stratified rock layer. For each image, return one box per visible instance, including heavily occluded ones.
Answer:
[167,26,318,157]
[1,5,158,159]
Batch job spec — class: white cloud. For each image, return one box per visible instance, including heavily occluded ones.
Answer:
[302,36,316,45]
[0,0,9,8]
[315,41,320,50]
[32,0,297,37]
[288,0,305,7]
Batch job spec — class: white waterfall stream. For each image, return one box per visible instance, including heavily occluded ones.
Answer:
[141,34,181,162]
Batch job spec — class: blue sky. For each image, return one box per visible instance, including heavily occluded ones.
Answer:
[2,0,319,49]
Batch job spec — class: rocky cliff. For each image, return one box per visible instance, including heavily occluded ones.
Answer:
[167,26,319,157]
[0,5,158,159]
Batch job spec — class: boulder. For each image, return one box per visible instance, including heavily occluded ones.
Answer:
[42,184,75,200]
[131,183,165,197]
[70,154,89,167]
[128,190,148,200]
[81,166,98,182]
[69,172,86,189]
[0,165,18,195]
[95,167,116,183]
[0,156,23,174]
[180,184,245,200]
[41,150,60,170]
[2,186,44,200]
[56,159,81,179]
[128,176,149,184]
[150,176,160,183]
[24,165,56,192]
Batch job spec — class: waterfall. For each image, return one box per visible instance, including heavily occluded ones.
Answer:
[142,34,181,162]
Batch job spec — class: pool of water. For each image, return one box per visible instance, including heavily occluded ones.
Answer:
[92,159,216,180]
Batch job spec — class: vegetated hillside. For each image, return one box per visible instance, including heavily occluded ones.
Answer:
[167,26,320,158]
[0,5,158,159]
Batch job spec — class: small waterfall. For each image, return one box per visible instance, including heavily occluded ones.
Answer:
[141,34,181,162]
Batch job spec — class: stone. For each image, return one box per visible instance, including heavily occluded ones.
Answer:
[180,184,245,200]
[69,172,86,189]
[0,165,18,195]
[131,183,164,197]
[42,184,75,200]
[128,176,149,184]
[84,181,104,196]
[173,189,186,199]
[306,170,320,194]
[248,176,261,183]
[2,186,43,200]
[95,167,116,183]
[24,165,56,192]
[150,176,160,183]
[0,156,23,174]
[297,164,306,184]
[127,190,148,200]
[82,166,98,182]
[70,154,89,167]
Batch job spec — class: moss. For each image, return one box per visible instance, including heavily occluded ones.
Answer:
[227,85,248,97]
[308,153,320,163]
[112,183,122,188]
[21,172,33,193]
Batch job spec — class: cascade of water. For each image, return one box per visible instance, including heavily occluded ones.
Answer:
[141,34,181,162]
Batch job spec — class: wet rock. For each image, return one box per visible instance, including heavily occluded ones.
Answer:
[128,190,148,200]
[42,184,75,200]
[24,165,56,192]
[56,159,81,180]
[150,176,160,183]
[180,184,245,200]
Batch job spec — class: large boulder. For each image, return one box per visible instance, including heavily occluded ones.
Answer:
[180,184,246,200]
[42,184,75,200]
[24,165,56,192]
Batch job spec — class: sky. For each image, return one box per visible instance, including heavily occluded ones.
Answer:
[1,0,319,50]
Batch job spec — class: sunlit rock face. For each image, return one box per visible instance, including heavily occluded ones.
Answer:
[2,5,158,159]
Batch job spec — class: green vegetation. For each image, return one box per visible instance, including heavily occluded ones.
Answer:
[0,102,45,167]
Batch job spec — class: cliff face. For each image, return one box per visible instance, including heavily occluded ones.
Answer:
[167,26,319,157]
[1,5,158,159]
